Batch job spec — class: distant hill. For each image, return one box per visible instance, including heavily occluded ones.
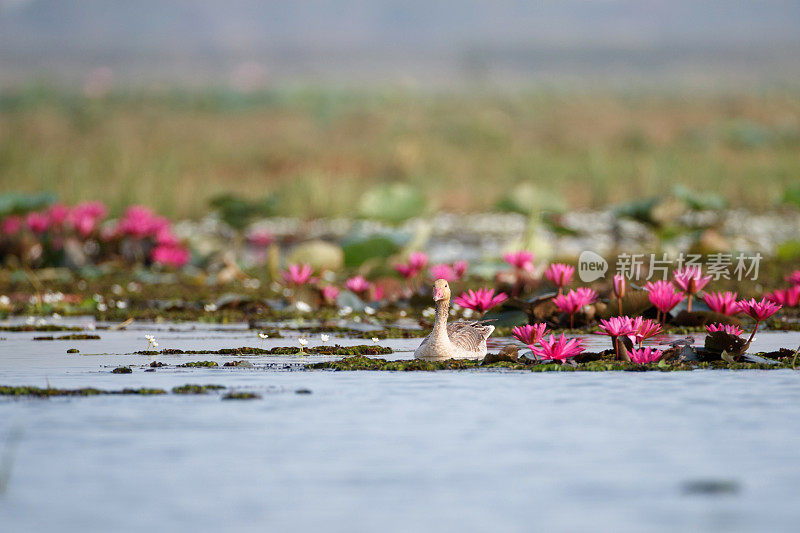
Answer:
[1,0,799,88]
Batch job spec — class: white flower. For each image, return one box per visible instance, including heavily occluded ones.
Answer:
[204,303,218,312]
[96,303,108,312]
[87,323,96,331]
[338,306,353,316]
[296,301,312,313]
[364,306,376,315]
[399,310,407,317]
[36,318,47,326]
[462,308,474,319]
[152,342,159,348]
[26,316,35,325]
[298,338,308,347]
[371,337,379,344]
[116,301,127,309]
[258,333,269,339]
[320,334,330,343]
[0,295,11,306]
[52,313,61,320]
[422,307,435,319]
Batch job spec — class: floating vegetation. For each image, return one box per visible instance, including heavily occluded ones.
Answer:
[66,348,79,353]
[307,353,795,372]
[149,361,167,367]
[0,385,166,397]
[178,361,219,368]
[111,366,132,374]
[223,360,254,367]
[0,325,82,332]
[134,344,392,356]
[171,384,226,394]
[33,334,100,341]
[221,391,261,400]
[295,388,312,394]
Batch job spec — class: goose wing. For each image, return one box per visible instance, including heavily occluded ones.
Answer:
[446,321,495,352]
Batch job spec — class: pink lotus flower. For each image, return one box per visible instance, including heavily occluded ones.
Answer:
[321,285,340,305]
[673,266,712,312]
[395,252,429,279]
[673,266,712,295]
[430,263,463,282]
[766,286,800,308]
[738,297,781,321]
[371,285,384,301]
[26,211,50,234]
[531,334,585,361]
[1,215,22,236]
[702,291,740,315]
[739,297,782,347]
[612,274,626,299]
[786,271,800,286]
[246,229,274,248]
[117,205,169,239]
[512,323,548,345]
[151,244,190,268]
[282,263,315,286]
[503,250,535,272]
[629,347,663,364]
[409,252,429,271]
[68,201,107,237]
[345,276,371,294]
[633,318,663,345]
[544,263,574,292]
[47,204,71,228]
[596,316,634,337]
[644,280,684,319]
[452,260,469,279]
[706,323,744,337]
[155,227,180,247]
[553,288,597,328]
[453,288,508,313]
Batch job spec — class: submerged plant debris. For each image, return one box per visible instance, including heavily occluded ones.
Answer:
[178,361,219,367]
[33,334,100,341]
[221,391,261,400]
[0,385,166,397]
[172,384,226,394]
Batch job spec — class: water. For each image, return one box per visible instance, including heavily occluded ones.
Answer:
[1,323,799,532]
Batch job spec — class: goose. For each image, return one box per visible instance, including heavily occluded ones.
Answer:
[414,279,494,360]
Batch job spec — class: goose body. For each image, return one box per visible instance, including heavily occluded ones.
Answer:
[414,279,495,361]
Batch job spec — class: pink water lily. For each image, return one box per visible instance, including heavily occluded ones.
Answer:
[151,244,190,268]
[47,204,71,229]
[25,212,50,234]
[706,323,744,337]
[644,280,684,321]
[553,287,597,328]
[503,250,535,272]
[786,270,800,286]
[766,286,800,308]
[1,215,22,236]
[394,251,429,279]
[320,285,340,305]
[702,291,740,315]
[69,201,107,237]
[452,260,469,279]
[673,266,712,312]
[596,316,634,337]
[429,262,467,282]
[116,205,169,239]
[453,288,507,313]
[544,263,574,293]
[531,334,585,362]
[512,323,548,346]
[246,229,274,248]
[633,318,663,345]
[738,297,782,347]
[629,347,663,364]
[612,274,626,315]
[282,263,315,286]
[345,275,371,294]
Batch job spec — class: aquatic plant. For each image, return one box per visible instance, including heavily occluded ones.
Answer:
[453,288,508,313]
[612,274,626,315]
[281,263,315,286]
[151,244,190,268]
[320,334,330,344]
[512,323,548,346]
[394,251,429,279]
[25,211,50,234]
[632,318,664,346]
[320,285,340,306]
[673,266,712,312]
[245,229,274,248]
[786,271,800,286]
[706,323,744,337]
[629,347,663,364]
[258,332,269,348]
[345,275,371,295]
[766,285,800,308]
[644,280,685,322]
[544,263,574,294]
[503,250,535,272]
[531,334,585,361]
[703,291,741,315]
[738,297,782,347]
[429,262,467,282]
[552,288,597,328]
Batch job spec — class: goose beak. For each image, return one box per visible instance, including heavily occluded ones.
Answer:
[433,288,445,301]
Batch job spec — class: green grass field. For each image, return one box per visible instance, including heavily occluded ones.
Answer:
[1,87,799,218]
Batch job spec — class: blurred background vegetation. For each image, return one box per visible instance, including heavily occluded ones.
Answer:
[1,87,799,219]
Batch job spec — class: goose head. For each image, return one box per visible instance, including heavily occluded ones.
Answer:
[433,279,451,302]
